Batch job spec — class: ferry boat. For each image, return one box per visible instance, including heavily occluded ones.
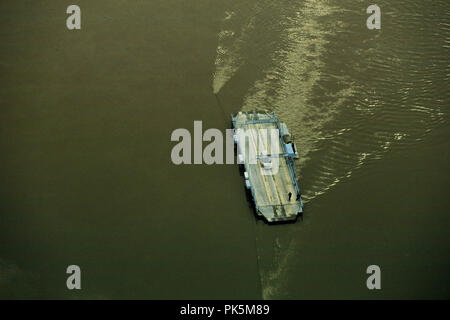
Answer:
[231,111,303,222]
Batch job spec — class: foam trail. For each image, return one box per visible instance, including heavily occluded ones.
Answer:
[212,10,256,94]
[240,0,340,299]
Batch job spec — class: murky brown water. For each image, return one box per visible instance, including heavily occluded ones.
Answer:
[0,1,449,299]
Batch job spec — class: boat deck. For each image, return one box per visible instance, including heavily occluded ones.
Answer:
[232,112,303,222]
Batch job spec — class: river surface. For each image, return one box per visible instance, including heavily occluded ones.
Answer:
[0,1,449,299]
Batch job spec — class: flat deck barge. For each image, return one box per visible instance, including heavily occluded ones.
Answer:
[232,111,303,222]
